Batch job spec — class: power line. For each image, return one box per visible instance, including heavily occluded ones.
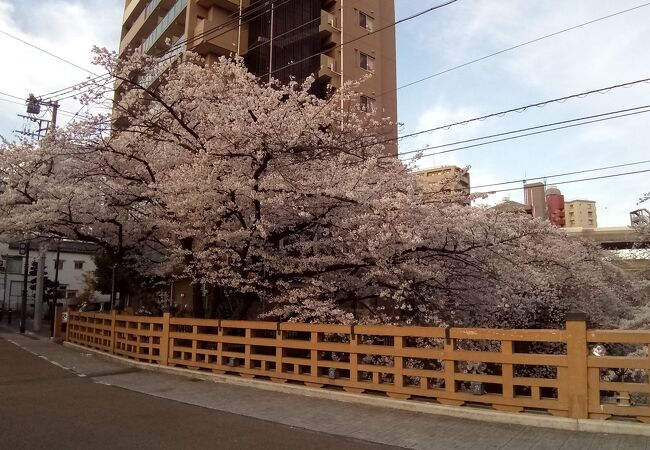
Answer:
[39,0,294,101]
[482,169,650,195]
[165,0,294,57]
[0,97,24,107]
[0,95,86,118]
[396,106,650,160]
[380,2,650,98]
[38,0,457,103]
[258,0,460,80]
[0,90,25,101]
[0,29,99,76]
[389,76,650,145]
[396,104,650,158]
[472,159,650,189]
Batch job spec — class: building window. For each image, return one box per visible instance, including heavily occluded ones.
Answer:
[360,95,376,113]
[359,12,374,31]
[359,52,375,72]
[66,290,78,299]
[587,211,593,217]
[74,261,84,270]
[6,257,23,274]
[53,260,64,270]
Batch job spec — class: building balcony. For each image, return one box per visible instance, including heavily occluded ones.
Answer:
[136,0,187,55]
[196,0,249,11]
[121,0,182,55]
[192,18,239,56]
[319,10,340,51]
[317,53,341,88]
[123,0,145,26]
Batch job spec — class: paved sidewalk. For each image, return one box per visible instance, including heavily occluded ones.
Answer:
[2,329,649,449]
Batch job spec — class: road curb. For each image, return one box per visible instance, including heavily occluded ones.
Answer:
[62,341,650,437]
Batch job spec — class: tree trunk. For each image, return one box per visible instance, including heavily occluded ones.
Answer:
[191,283,205,318]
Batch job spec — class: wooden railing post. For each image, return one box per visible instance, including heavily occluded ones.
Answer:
[566,311,589,419]
[160,312,170,366]
[110,310,117,354]
[440,326,464,406]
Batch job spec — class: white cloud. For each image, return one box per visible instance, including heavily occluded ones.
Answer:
[0,0,122,138]
[396,0,650,227]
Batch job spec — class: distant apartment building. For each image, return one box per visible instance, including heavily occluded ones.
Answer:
[119,0,398,152]
[565,200,598,228]
[413,166,470,201]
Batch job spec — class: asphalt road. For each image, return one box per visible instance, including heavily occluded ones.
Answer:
[0,337,396,450]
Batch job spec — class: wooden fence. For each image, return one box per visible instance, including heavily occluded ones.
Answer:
[67,311,650,423]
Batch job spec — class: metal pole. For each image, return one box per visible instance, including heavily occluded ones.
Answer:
[50,241,61,337]
[110,263,117,310]
[340,0,344,115]
[236,0,243,55]
[1,254,7,310]
[34,244,46,332]
[19,242,30,334]
[50,101,59,132]
[268,1,274,83]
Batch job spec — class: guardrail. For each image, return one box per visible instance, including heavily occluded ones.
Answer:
[66,311,650,423]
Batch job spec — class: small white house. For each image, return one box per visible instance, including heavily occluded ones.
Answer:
[0,240,109,312]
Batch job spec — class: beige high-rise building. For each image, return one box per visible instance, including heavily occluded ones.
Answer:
[119,0,398,152]
[565,200,597,228]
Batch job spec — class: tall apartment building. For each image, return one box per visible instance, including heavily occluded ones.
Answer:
[119,0,398,152]
[565,199,597,228]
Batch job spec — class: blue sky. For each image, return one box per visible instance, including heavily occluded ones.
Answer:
[1,0,649,226]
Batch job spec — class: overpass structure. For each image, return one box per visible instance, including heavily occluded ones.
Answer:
[564,226,646,249]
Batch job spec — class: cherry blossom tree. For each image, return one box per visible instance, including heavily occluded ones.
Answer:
[0,48,640,327]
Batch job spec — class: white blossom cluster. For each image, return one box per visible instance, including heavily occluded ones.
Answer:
[0,48,644,329]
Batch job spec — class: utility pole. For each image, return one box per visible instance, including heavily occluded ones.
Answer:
[1,255,6,310]
[268,1,274,83]
[34,243,47,332]
[19,242,30,334]
[110,264,117,310]
[16,94,59,141]
[50,240,61,337]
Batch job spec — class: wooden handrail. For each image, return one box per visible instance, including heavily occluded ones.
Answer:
[65,311,650,423]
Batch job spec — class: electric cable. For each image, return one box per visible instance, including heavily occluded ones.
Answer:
[0,30,100,76]
[256,0,459,81]
[378,76,650,148]
[378,2,650,99]
[0,95,87,118]
[395,106,650,160]
[395,104,650,159]
[38,0,294,101]
[481,169,650,194]
[472,159,650,189]
[0,90,26,101]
